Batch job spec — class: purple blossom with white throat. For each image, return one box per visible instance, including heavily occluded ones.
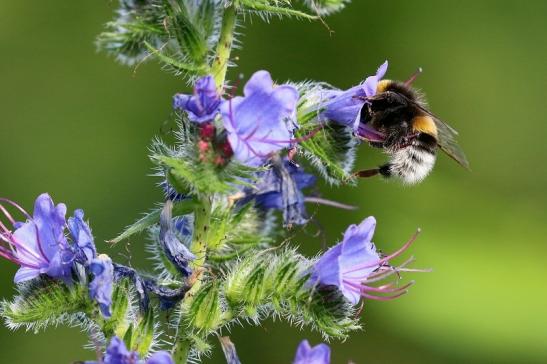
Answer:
[293,339,330,364]
[319,61,388,132]
[0,193,74,284]
[173,75,221,123]
[220,70,299,167]
[311,216,419,305]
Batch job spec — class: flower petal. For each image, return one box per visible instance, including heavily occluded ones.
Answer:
[221,72,298,166]
[32,193,68,262]
[147,351,175,364]
[14,266,40,283]
[293,340,331,364]
[68,209,96,265]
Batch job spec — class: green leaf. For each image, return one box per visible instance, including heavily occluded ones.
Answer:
[297,122,357,185]
[98,0,224,80]
[301,0,350,16]
[143,42,209,74]
[239,0,318,19]
[1,279,91,332]
[110,199,195,244]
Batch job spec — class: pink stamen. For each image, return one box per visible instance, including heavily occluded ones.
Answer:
[361,290,407,301]
[343,229,421,274]
[260,125,325,146]
[0,203,16,225]
[0,198,31,220]
[361,281,414,294]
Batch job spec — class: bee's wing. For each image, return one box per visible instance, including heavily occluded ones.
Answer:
[411,102,471,170]
[433,117,470,170]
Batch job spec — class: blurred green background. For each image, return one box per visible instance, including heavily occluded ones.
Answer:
[1,0,546,363]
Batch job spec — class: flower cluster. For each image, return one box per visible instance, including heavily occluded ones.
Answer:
[0,194,115,317]
[0,1,438,363]
[175,71,299,168]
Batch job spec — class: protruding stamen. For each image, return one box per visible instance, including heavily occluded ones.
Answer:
[361,290,408,301]
[304,197,357,210]
[0,198,31,220]
[344,229,421,273]
[361,280,414,294]
[0,203,16,225]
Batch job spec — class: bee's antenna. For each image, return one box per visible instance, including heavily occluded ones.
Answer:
[404,67,423,86]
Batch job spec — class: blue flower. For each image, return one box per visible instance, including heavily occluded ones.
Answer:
[159,201,195,277]
[319,61,388,130]
[0,193,74,284]
[240,158,316,226]
[173,75,221,123]
[103,336,139,364]
[311,216,417,305]
[147,351,175,364]
[293,340,330,364]
[68,209,96,265]
[87,336,174,364]
[220,70,299,166]
[89,254,114,318]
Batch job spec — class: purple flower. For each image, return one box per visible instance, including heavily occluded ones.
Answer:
[240,158,316,226]
[220,70,299,166]
[293,340,330,364]
[319,61,388,130]
[68,209,96,265]
[311,216,417,305]
[0,193,74,284]
[146,352,175,364]
[159,201,195,277]
[173,75,221,123]
[87,336,174,364]
[103,336,139,364]
[89,254,114,318]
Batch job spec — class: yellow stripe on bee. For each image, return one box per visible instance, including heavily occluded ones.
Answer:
[412,115,438,137]
[376,79,392,93]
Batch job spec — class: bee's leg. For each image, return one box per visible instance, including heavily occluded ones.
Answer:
[355,168,380,178]
[356,164,394,179]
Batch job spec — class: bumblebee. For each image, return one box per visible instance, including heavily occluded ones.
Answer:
[355,69,469,184]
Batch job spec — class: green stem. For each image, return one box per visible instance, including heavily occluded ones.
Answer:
[173,196,212,364]
[211,5,237,90]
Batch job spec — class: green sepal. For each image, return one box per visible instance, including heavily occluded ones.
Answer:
[294,82,358,185]
[130,307,157,357]
[183,282,223,334]
[99,280,131,339]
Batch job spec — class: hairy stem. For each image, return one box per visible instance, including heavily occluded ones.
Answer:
[211,5,237,90]
[173,196,212,364]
